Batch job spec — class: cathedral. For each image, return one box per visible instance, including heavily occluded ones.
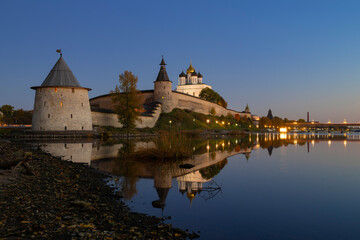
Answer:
[175,62,212,97]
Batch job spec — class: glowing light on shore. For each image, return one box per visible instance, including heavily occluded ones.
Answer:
[343,119,347,124]
[279,127,287,133]
[328,119,331,124]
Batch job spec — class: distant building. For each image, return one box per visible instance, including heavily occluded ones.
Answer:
[267,109,273,119]
[175,62,212,97]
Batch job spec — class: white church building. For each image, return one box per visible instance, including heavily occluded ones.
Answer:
[175,62,212,97]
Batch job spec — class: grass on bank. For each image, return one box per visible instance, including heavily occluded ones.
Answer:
[98,108,258,135]
[154,108,255,131]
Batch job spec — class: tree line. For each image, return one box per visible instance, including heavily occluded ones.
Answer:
[0,105,32,125]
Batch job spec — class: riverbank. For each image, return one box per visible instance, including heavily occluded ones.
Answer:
[0,141,195,239]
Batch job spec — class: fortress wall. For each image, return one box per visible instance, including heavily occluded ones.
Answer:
[172,92,251,118]
[91,111,122,128]
[90,92,154,109]
[91,103,162,128]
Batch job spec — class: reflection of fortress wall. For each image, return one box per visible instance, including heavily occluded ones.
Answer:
[41,143,92,164]
[91,141,156,161]
[91,144,123,161]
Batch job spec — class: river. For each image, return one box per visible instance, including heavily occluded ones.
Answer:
[34,133,360,239]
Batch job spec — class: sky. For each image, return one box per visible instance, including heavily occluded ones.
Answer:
[1,0,360,123]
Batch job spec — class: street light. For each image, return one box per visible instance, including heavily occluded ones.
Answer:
[206,119,210,124]
[169,120,172,130]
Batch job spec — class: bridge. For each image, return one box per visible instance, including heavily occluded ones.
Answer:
[285,122,360,130]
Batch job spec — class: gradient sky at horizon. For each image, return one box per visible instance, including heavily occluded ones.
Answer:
[1,0,360,123]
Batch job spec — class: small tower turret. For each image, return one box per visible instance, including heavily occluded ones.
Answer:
[154,57,173,113]
[178,71,186,85]
[245,104,250,113]
[198,71,203,84]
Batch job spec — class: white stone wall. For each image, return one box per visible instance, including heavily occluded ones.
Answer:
[32,87,92,131]
[175,84,212,97]
[91,102,162,128]
[172,92,251,118]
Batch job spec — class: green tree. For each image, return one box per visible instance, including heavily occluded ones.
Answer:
[0,105,14,124]
[199,87,228,108]
[272,117,284,128]
[13,109,33,124]
[210,107,216,116]
[111,71,143,132]
[298,118,306,123]
[218,97,227,108]
[259,116,272,128]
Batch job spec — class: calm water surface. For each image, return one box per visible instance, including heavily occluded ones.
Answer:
[37,133,360,239]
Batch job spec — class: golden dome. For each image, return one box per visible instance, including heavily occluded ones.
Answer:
[186,62,195,74]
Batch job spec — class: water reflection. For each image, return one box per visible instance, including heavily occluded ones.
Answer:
[31,133,360,239]
[33,133,358,207]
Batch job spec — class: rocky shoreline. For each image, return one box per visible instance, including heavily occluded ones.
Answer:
[0,141,196,239]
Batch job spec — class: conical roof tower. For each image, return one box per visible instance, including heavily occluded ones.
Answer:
[155,57,171,82]
[41,56,81,87]
[31,51,92,132]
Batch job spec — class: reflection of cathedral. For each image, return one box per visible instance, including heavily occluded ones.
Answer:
[177,171,211,203]
[175,62,212,97]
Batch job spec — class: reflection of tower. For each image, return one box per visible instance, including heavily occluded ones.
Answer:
[152,188,170,209]
[177,171,211,205]
[40,142,93,164]
[267,146,273,156]
[152,167,172,209]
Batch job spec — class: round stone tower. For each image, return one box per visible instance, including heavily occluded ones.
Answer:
[154,57,173,113]
[31,52,92,131]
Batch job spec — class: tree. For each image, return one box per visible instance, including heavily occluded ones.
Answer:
[259,116,272,128]
[199,87,228,108]
[267,109,273,120]
[0,105,14,124]
[13,109,32,124]
[210,107,216,116]
[298,118,306,123]
[111,71,143,131]
[272,117,284,128]
[218,97,227,108]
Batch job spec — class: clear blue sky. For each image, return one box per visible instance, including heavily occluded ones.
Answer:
[1,0,360,123]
